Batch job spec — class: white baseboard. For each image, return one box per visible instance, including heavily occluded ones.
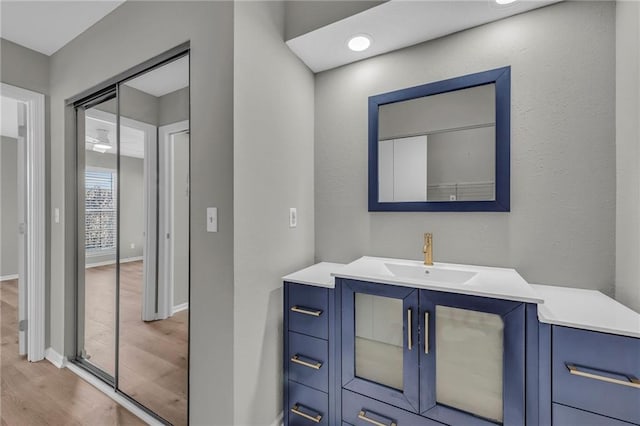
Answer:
[171,302,189,315]
[86,256,143,268]
[270,411,284,426]
[65,362,163,426]
[44,347,66,368]
[0,274,19,282]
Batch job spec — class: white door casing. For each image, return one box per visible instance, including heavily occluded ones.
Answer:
[157,121,189,320]
[1,83,46,362]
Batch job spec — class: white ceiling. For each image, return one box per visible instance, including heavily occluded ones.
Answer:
[287,0,562,73]
[125,55,189,97]
[85,114,145,159]
[0,0,125,56]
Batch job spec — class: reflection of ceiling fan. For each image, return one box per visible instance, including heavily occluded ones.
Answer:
[86,129,112,153]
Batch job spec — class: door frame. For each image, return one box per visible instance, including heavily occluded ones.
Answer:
[157,120,189,320]
[1,83,46,362]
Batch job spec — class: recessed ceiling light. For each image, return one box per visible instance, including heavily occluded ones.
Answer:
[348,34,372,52]
[495,0,517,4]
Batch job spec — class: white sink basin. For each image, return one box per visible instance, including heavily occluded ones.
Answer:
[384,262,477,285]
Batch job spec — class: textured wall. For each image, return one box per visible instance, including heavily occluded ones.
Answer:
[234,1,315,424]
[0,136,18,277]
[615,0,640,312]
[315,1,616,293]
[48,2,234,422]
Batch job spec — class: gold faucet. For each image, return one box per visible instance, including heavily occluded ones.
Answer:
[423,233,433,266]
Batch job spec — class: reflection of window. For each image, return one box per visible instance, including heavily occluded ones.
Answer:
[85,169,117,253]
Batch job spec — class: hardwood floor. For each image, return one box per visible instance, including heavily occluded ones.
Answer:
[1,279,145,425]
[83,261,188,426]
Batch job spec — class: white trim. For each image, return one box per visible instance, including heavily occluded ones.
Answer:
[85,256,143,268]
[0,274,19,282]
[157,120,189,320]
[1,83,46,362]
[44,347,66,368]
[171,302,189,315]
[65,362,164,426]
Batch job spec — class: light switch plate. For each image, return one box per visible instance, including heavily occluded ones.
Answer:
[289,208,297,228]
[207,207,218,232]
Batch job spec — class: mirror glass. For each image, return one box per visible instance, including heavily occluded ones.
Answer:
[79,95,119,378]
[354,293,404,390]
[378,84,496,203]
[369,67,510,212]
[117,55,189,425]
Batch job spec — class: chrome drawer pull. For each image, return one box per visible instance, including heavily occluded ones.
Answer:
[424,311,430,354]
[291,305,323,317]
[566,363,640,389]
[291,354,322,370]
[291,404,322,423]
[407,308,413,350]
[358,410,397,426]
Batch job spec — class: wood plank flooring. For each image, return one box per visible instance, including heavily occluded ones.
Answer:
[1,279,145,425]
[82,261,188,426]
[1,260,188,425]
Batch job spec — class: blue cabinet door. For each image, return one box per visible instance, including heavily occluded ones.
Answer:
[419,290,525,426]
[341,279,420,413]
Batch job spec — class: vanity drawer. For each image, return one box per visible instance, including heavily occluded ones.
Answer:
[288,332,329,393]
[288,381,329,425]
[342,389,444,426]
[552,326,640,424]
[553,403,635,426]
[287,283,328,339]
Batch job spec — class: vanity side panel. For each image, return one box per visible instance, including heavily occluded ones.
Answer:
[525,304,539,425]
[284,282,291,426]
[538,322,552,426]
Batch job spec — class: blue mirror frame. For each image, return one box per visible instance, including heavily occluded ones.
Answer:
[368,66,511,212]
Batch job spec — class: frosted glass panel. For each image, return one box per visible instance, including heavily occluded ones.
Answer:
[436,306,504,423]
[355,294,403,390]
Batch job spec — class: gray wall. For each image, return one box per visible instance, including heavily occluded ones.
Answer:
[1,38,49,95]
[284,0,385,40]
[84,151,144,264]
[0,136,18,277]
[48,2,234,423]
[315,1,616,293]
[234,1,315,424]
[159,87,189,126]
[615,0,640,312]
[172,132,189,307]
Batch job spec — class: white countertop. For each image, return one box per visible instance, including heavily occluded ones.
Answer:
[332,256,543,304]
[532,284,640,339]
[283,262,345,288]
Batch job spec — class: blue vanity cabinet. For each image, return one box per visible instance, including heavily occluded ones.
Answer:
[419,290,526,426]
[340,279,421,414]
[338,278,529,426]
[284,282,336,425]
[549,326,640,425]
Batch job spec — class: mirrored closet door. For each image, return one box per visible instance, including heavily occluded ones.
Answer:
[75,51,189,426]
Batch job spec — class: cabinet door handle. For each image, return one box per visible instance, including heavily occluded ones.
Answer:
[566,363,640,389]
[291,305,323,317]
[358,410,397,426]
[407,308,413,350]
[290,354,322,370]
[291,404,322,423]
[424,311,430,354]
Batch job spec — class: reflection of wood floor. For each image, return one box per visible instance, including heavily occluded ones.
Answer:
[1,279,144,425]
[84,261,188,426]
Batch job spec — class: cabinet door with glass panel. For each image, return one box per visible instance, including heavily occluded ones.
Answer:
[341,279,420,413]
[419,290,525,426]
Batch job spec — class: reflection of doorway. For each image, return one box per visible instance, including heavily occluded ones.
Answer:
[157,120,189,320]
[0,83,45,362]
